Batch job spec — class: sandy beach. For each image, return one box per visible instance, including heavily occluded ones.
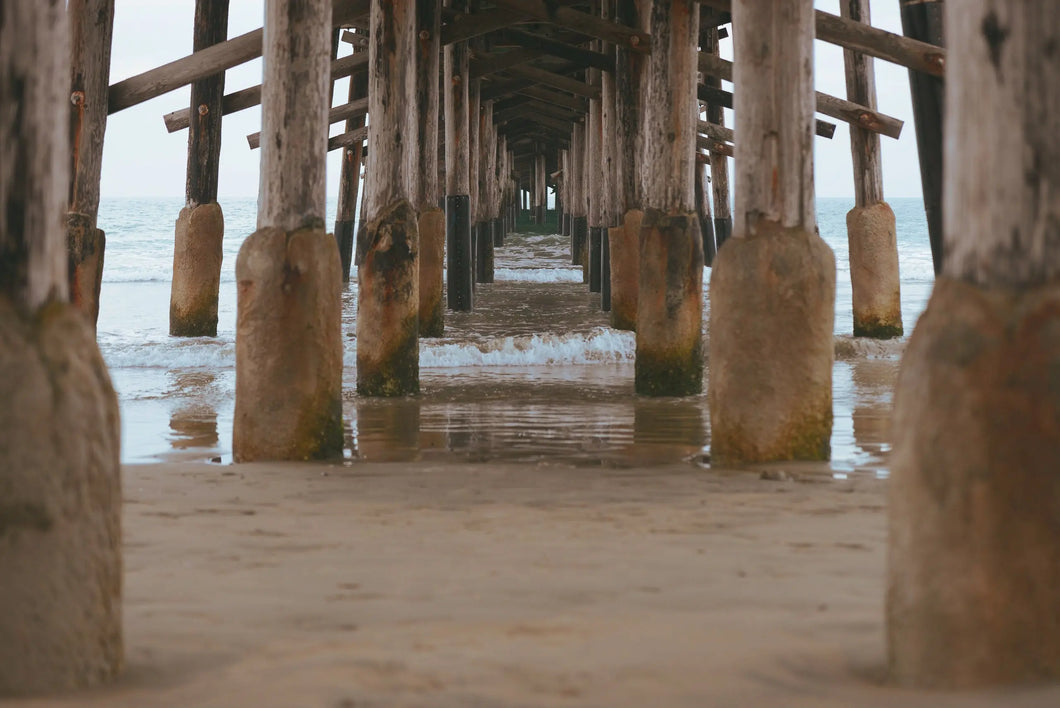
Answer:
[3,458,1056,708]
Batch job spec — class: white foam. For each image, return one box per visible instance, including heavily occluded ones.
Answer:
[101,337,236,369]
[419,328,635,368]
[494,267,583,283]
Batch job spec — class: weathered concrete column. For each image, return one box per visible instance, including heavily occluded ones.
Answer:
[234,0,343,458]
[0,0,122,694]
[635,0,703,396]
[701,10,732,249]
[170,0,228,337]
[709,0,836,461]
[335,35,368,282]
[609,0,643,332]
[357,0,420,396]
[67,0,115,326]
[842,0,902,339]
[416,0,444,337]
[444,8,472,312]
[888,0,1060,688]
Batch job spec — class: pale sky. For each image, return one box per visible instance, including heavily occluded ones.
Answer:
[101,0,924,200]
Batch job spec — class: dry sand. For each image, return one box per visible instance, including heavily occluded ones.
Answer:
[4,459,1058,707]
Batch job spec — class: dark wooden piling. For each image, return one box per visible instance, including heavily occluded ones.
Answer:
[67,0,115,326]
[695,153,717,266]
[709,0,835,462]
[888,0,1060,687]
[534,153,547,224]
[634,0,703,397]
[475,100,495,283]
[235,0,343,457]
[170,0,229,338]
[416,0,444,337]
[357,0,421,397]
[335,35,368,282]
[898,0,944,275]
[842,0,902,339]
[0,0,122,694]
[444,8,473,311]
[587,60,603,294]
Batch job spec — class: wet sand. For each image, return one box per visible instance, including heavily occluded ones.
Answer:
[5,459,1058,707]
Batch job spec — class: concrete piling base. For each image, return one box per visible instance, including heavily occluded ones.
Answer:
[709,222,836,463]
[170,202,224,337]
[609,209,641,332]
[356,200,420,397]
[0,298,122,696]
[66,212,105,326]
[234,225,343,460]
[418,207,445,338]
[887,276,1060,688]
[635,210,704,396]
[847,202,902,338]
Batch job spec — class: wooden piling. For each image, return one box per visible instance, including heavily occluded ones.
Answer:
[634,0,703,396]
[534,153,548,225]
[695,151,717,266]
[842,0,902,339]
[444,6,473,311]
[898,0,944,275]
[0,0,122,693]
[888,0,1060,687]
[335,34,368,282]
[235,0,343,458]
[587,60,603,295]
[66,0,115,326]
[357,0,421,397]
[709,0,836,461]
[416,0,444,337]
[475,101,495,283]
[170,0,229,338]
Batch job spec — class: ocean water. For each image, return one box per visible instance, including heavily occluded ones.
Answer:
[97,197,934,471]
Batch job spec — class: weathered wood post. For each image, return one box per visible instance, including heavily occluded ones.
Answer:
[899,0,944,274]
[357,0,421,396]
[170,0,229,337]
[335,35,368,282]
[0,0,122,693]
[67,0,115,326]
[444,2,473,312]
[702,13,732,249]
[469,79,481,285]
[234,0,343,458]
[476,101,495,283]
[587,63,603,294]
[570,125,589,269]
[635,0,703,396]
[888,0,1060,687]
[842,0,902,339]
[493,136,506,247]
[609,0,642,332]
[560,148,571,238]
[416,0,444,336]
[709,0,836,460]
[695,151,717,266]
[535,152,548,225]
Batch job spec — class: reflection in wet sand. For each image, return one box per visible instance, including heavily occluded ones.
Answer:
[167,371,220,452]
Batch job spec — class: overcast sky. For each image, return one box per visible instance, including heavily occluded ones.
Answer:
[101,0,924,200]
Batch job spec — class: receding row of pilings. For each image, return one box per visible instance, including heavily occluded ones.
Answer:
[2,0,1059,696]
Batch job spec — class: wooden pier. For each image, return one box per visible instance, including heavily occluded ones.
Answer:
[1,0,1058,697]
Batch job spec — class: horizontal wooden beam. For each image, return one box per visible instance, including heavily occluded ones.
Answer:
[495,99,582,125]
[491,0,651,53]
[697,52,903,139]
[247,97,369,149]
[441,7,528,46]
[516,84,588,113]
[698,0,944,77]
[507,65,600,99]
[470,48,542,80]
[110,0,369,114]
[499,28,614,73]
[163,52,369,132]
[696,133,733,158]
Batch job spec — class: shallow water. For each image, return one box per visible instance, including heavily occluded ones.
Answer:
[97,198,931,472]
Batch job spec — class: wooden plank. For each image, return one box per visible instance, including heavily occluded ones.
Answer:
[469,48,542,79]
[441,6,528,45]
[491,0,651,53]
[841,0,883,207]
[111,0,369,115]
[164,51,368,132]
[698,0,944,77]
[515,84,588,112]
[698,52,902,139]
